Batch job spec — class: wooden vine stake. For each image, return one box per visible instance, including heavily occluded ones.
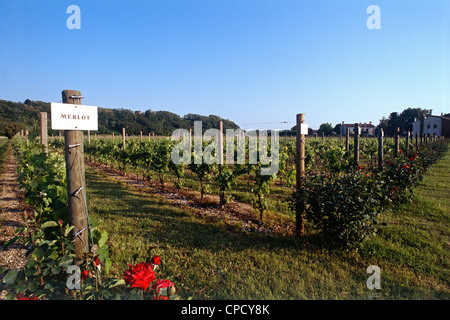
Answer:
[354,123,360,167]
[40,112,48,154]
[122,127,126,150]
[295,113,306,237]
[61,90,89,263]
[218,121,225,208]
[394,127,400,155]
[345,127,350,151]
[378,128,383,168]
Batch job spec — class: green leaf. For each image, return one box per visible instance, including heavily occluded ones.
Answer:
[25,266,38,276]
[41,221,59,229]
[58,255,73,268]
[108,279,126,288]
[30,179,39,190]
[51,266,61,275]
[28,281,38,292]
[33,247,45,258]
[98,230,108,248]
[17,282,27,293]
[64,225,75,237]
[3,269,19,286]
[104,258,112,275]
[2,237,19,250]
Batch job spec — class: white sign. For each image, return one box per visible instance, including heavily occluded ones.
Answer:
[300,123,308,135]
[51,103,98,131]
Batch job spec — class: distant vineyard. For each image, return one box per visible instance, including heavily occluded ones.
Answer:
[5,132,448,300]
[47,134,430,222]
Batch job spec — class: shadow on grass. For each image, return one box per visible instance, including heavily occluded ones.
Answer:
[85,168,321,255]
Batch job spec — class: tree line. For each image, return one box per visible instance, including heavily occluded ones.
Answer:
[280,107,430,137]
[0,98,239,138]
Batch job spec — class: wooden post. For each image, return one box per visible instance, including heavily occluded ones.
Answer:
[62,90,88,262]
[394,127,400,155]
[406,131,410,150]
[218,121,225,208]
[378,128,383,168]
[189,128,192,151]
[296,113,306,237]
[122,128,126,150]
[40,112,48,153]
[140,131,143,143]
[354,123,359,167]
[345,128,350,151]
[87,130,91,145]
[419,116,424,146]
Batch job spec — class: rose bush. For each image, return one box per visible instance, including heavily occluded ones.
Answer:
[289,139,449,249]
[1,138,177,300]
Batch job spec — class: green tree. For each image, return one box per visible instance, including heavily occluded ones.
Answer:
[317,123,334,136]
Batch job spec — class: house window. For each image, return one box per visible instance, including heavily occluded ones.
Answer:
[427,124,430,129]
[433,124,437,129]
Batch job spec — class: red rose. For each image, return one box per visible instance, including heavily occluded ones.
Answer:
[94,255,101,267]
[123,262,156,291]
[17,294,38,300]
[81,270,90,281]
[151,255,161,265]
[152,279,173,293]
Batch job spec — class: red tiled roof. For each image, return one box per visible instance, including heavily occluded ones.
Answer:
[343,123,375,128]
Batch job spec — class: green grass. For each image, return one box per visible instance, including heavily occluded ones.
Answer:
[0,138,10,173]
[360,146,450,299]
[85,145,450,300]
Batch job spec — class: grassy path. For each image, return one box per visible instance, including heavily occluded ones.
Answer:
[361,147,450,298]
[0,140,27,299]
[84,147,450,300]
[0,138,10,173]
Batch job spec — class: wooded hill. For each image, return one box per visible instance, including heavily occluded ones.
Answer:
[0,98,240,138]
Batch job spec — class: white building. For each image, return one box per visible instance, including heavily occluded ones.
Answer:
[340,122,376,136]
[411,113,450,138]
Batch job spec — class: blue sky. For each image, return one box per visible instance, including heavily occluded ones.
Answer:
[0,0,448,131]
